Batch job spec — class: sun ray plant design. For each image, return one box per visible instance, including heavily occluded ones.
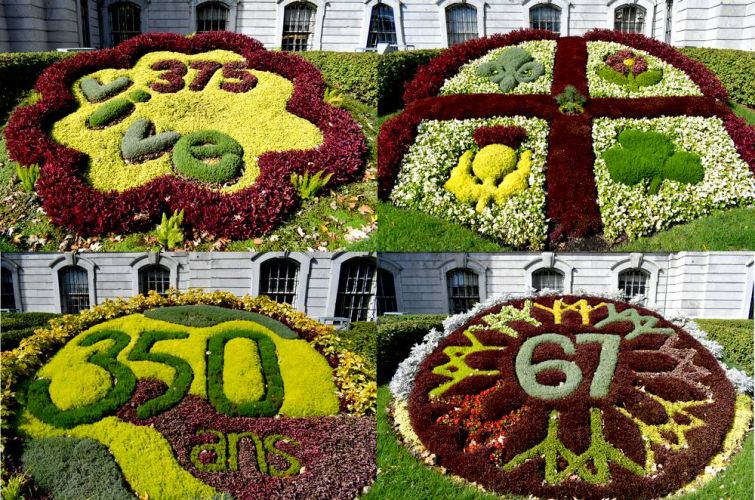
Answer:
[388,293,752,499]
[4,32,366,240]
[378,29,755,247]
[1,291,376,499]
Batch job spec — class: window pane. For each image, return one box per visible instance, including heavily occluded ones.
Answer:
[447,268,479,314]
[529,5,561,34]
[109,2,141,45]
[614,5,646,33]
[60,266,90,314]
[197,2,229,32]
[619,269,649,302]
[335,258,376,321]
[139,265,171,296]
[282,3,316,51]
[446,4,478,47]
[367,4,397,48]
[377,268,397,315]
[1,268,16,311]
[260,258,299,305]
[532,268,564,292]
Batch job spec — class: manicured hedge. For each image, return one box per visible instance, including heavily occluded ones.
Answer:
[0,52,72,121]
[1,312,61,351]
[696,319,754,375]
[680,47,755,108]
[377,49,441,115]
[377,315,445,384]
[343,321,377,369]
[299,51,379,108]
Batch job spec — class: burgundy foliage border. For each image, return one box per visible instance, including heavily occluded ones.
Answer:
[4,32,367,238]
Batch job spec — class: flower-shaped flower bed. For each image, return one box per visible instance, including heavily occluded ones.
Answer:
[4,32,366,239]
[2,291,376,499]
[389,294,752,499]
[379,29,755,248]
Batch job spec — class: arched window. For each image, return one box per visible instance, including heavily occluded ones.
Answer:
[260,258,299,305]
[109,2,141,45]
[447,268,479,313]
[197,2,230,32]
[282,2,317,51]
[377,268,397,315]
[446,4,478,47]
[138,264,170,296]
[614,5,646,33]
[532,268,564,292]
[530,4,561,34]
[618,268,649,302]
[335,257,376,321]
[367,4,398,48]
[1,268,16,311]
[59,266,90,314]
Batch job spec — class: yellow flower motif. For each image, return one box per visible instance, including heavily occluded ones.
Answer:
[623,58,635,68]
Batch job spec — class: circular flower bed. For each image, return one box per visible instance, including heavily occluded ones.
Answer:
[5,32,366,239]
[378,29,755,248]
[1,291,376,499]
[389,294,752,499]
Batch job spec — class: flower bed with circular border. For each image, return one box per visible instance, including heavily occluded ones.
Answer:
[1,291,376,499]
[378,29,755,248]
[388,293,752,499]
[4,32,367,239]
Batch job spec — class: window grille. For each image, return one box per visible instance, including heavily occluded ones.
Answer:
[532,268,565,292]
[59,266,90,314]
[1,268,16,311]
[260,258,299,305]
[446,4,478,47]
[664,0,673,43]
[282,3,316,51]
[614,5,646,33]
[367,4,398,48]
[377,268,398,315]
[447,268,480,314]
[619,269,649,302]
[335,258,376,321]
[529,4,561,34]
[197,2,229,32]
[109,2,141,45]
[138,264,171,296]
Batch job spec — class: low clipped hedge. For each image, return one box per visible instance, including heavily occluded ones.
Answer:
[0,52,73,120]
[377,314,446,383]
[377,49,441,115]
[342,321,377,369]
[696,319,754,375]
[680,47,755,108]
[1,312,61,351]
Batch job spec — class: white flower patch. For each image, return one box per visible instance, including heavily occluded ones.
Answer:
[592,116,755,242]
[389,116,549,249]
[440,40,557,96]
[586,41,702,98]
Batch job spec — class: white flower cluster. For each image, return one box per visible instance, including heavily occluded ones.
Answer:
[389,116,549,249]
[586,41,702,98]
[592,116,755,242]
[440,40,557,96]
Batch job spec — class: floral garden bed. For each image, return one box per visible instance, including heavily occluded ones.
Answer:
[378,29,755,249]
[388,293,752,499]
[1,291,376,499]
[4,32,366,240]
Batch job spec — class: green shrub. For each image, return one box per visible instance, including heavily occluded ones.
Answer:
[696,319,754,375]
[377,315,446,383]
[1,312,60,351]
[377,49,442,114]
[15,163,40,192]
[343,321,377,368]
[0,52,73,120]
[555,85,587,114]
[680,47,755,107]
[291,169,333,200]
[22,436,133,500]
[172,130,243,183]
[153,209,185,250]
[120,118,179,161]
[86,97,134,128]
[0,474,26,500]
[378,313,447,324]
[299,51,379,108]
[80,76,132,102]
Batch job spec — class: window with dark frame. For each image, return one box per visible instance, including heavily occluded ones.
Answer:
[335,258,376,321]
[529,4,561,34]
[109,2,141,46]
[59,266,90,314]
[446,4,478,47]
[377,268,398,315]
[79,0,91,47]
[664,0,673,43]
[532,268,565,292]
[1,268,16,311]
[260,258,299,305]
[614,5,646,33]
[447,268,480,314]
[282,2,316,51]
[197,2,230,32]
[367,3,398,48]
[618,269,650,302]
[138,264,171,296]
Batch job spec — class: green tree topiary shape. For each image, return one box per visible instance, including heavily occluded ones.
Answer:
[602,129,704,195]
[476,47,545,92]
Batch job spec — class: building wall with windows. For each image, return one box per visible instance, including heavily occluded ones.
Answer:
[377,252,755,319]
[0,251,378,322]
[1,0,752,53]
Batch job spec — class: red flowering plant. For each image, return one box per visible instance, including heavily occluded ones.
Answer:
[4,32,366,239]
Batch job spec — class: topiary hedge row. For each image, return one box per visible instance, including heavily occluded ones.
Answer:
[1,312,61,351]
[377,315,446,384]
[680,47,755,108]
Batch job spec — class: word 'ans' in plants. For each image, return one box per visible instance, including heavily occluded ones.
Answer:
[154,210,185,249]
[291,170,333,200]
[555,85,587,115]
[476,47,545,92]
[16,164,41,193]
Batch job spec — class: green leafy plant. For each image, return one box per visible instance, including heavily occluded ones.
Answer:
[0,474,26,500]
[290,170,333,200]
[324,87,345,107]
[555,85,587,114]
[154,209,185,249]
[15,163,40,192]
